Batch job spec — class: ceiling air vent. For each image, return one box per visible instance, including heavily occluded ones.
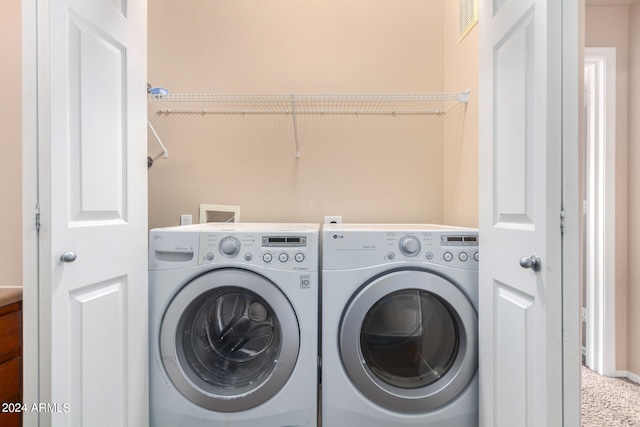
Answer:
[458,0,478,42]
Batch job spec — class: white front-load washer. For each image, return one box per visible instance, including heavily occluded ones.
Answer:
[149,223,319,427]
[322,224,479,426]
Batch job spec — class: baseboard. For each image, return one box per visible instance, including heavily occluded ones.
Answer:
[626,371,640,384]
[612,370,640,384]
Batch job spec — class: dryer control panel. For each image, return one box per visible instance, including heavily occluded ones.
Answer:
[438,234,479,266]
[322,224,478,270]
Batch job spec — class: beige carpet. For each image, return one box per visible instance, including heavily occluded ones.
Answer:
[582,366,640,426]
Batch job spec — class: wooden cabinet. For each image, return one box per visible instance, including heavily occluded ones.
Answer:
[0,301,22,427]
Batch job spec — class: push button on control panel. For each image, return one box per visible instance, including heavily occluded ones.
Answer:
[295,253,305,262]
[262,253,273,263]
[443,252,453,262]
[279,253,289,263]
[459,252,468,262]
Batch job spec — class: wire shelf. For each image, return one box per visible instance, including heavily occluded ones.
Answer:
[147,91,470,159]
[147,91,469,115]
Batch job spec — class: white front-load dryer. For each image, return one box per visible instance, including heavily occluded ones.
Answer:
[322,224,479,426]
[149,223,319,426]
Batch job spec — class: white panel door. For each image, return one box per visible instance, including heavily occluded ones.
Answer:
[478,0,572,425]
[25,0,148,425]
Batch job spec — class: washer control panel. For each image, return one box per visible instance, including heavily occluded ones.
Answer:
[198,231,316,271]
[323,225,478,270]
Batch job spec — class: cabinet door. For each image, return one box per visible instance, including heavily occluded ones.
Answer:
[0,302,21,427]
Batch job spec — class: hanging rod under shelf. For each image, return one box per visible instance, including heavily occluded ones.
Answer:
[151,109,447,115]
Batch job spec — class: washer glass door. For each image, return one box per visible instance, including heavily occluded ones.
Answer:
[161,269,299,412]
[340,269,477,413]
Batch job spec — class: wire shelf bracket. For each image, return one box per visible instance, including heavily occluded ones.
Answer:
[147,119,168,159]
[290,95,301,158]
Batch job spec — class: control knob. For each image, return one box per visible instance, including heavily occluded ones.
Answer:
[219,236,241,257]
[399,235,421,257]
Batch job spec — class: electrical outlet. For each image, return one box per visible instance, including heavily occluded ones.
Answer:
[324,215,343,224]
[180,215,192,226]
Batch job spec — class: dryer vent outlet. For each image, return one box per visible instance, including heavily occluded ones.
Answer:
[324,216,343,224]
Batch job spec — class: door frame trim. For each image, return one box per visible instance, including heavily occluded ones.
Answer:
[562,0,582,424]
[22,0,43,424]
[583,47,617,377]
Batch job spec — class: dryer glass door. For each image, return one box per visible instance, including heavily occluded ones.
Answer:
[360,289,459,389]
[161,269,300,412]
[340,269,477,413]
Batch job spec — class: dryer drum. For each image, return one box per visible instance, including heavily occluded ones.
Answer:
[361,289,460,389]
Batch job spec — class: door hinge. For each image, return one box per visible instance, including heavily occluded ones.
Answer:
[560,206,566,233]
[35,203,41,231]
[582,200,588,216]
[581,307,587,323]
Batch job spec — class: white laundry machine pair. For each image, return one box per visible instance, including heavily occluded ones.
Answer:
[148,223,319,427]
[321,224,479,426]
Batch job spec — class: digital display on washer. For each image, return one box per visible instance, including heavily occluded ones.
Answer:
[262,236,307,247]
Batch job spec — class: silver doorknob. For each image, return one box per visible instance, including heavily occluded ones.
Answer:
[520,255,541,272]
[60,252,77,263]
